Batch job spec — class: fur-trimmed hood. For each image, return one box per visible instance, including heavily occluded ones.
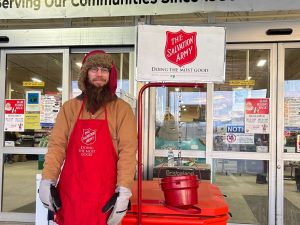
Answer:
[78,50,118,94]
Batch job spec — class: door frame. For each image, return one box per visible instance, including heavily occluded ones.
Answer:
[211,43,277,225]
[0,48,70,222]
[277,42,300,225]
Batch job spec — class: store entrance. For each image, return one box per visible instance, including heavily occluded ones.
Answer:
[0,47,135,223]
[276,43,300,225]
[146,43,300,225]
[0,49,68,222]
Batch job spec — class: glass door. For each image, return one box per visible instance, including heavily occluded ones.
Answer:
[0,49,69,222]
[148,86,208,180]
[146,43,296,225]
[277,43,300,225]
[210,43,277,225]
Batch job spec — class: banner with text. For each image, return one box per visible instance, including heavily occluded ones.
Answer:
[137,25,225,83]
[4,99,25,132]
[1,0,300,19]
[245,98,270,134]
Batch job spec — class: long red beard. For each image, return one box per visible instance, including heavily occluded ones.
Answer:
[84,81,117,113]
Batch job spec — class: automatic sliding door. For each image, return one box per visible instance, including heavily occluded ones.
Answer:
[278,44,300,225]
[212,44,277,225]
[0,49,68,222]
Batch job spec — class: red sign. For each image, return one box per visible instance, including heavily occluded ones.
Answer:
[81,129,97,145]
[226,134,237,143]
[245,98,269,114]
[164,30,197,67]
[284,131,291,137]
[5,99,25,114]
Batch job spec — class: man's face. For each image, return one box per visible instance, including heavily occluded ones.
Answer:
[87,66,110,87]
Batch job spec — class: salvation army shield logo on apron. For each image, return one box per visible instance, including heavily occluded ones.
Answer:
[164,30,197,67]
[81,128,97,145]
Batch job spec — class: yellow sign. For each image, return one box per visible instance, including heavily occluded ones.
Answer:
[229,80,255,86]
[25,113,41,130]
[23,81,45,87]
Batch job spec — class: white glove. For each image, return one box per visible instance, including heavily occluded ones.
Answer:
[107,186,132,225]
[38,179,57,212]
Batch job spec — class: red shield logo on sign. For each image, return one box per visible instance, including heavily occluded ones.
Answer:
[81,129,96,145]
[165,30,197,67]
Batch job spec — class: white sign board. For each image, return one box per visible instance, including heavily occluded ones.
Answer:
[1,1,300,19]
[284,97,300,127]
[40,94,61,127]
[137,25,225,83]
[225,133,254,145]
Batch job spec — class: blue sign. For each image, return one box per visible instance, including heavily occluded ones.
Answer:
[27,92,39,104]
[227,125,245,133]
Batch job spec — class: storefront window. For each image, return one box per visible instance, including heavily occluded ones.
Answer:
[213,159,269,225]
[213,49,270,152]
[2,154,40,213]
[4,53,63,149]
[154,86,207,165]
[283,48,300,225]
[2,53,63,213]
[284,49,300,153]
[283,160,300,224]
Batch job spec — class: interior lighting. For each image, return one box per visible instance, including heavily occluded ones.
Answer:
[76,62,82,67]
[57,87,63,92]
[11,89,14,92]
[31,77,43,82]
[257,59,266,67]
[175,88,180,92]
[247,76,252,80]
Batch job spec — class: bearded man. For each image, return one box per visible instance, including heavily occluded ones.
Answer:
[39,50,137,225]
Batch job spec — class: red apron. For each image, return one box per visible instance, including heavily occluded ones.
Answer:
[55,101,118,225]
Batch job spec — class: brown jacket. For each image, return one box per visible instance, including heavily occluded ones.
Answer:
[42,96,137,189]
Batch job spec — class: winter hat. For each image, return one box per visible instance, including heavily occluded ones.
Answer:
[78,50,118,94]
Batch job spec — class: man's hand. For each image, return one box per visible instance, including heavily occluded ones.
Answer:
[107,186,132,225]
[38,179,60,212]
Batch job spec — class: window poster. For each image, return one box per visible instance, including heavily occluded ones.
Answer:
[232,88,250,111]
[225,125,254,145]
[25,113,41,130]
[297,135,300,153]
[284,97,300,127]
[4,99,25,132]
[245,98,270,134]
[225,133,254,145]
[26,91,41,112]
[40,93,62,127]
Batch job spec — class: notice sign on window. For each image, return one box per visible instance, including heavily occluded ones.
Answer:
[26,91,41,112]
[225,133,254,145]
[4,99,25,132]
[297,135,300,153]
[245,98,270,134]
[40,93,61,127]
[137,25,225,83]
